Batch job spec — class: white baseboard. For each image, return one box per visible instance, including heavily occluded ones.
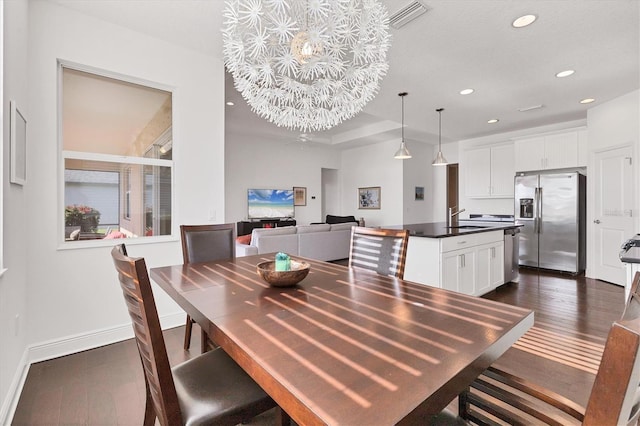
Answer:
[27,312,184,364]
[0,312,184,425]
[0,349,29,426]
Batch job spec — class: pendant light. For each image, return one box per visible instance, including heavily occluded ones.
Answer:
[432,107,449,166]
[394,92,412,159]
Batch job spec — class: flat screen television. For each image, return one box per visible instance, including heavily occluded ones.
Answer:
[247,189,295,219]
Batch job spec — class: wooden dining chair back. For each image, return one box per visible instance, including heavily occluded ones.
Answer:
[180,223,235,351]
[111,244,182,425]
[111,244,280,426]
[459,271,640,425]
[348,226,409,279]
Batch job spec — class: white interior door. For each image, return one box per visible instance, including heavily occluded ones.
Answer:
[593,145,634,285]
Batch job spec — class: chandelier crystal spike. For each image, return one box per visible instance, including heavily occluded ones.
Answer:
[394,92,412,159]
[222,0,392,133]
[432,108,449,166]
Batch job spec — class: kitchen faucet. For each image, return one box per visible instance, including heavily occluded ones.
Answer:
[447,207,466,227]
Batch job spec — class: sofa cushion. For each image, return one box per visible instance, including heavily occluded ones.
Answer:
[251,226,297,247]
[330,222,357,232]
[299,229,351,261]
[256,234,299,256]
[296,224,331,234]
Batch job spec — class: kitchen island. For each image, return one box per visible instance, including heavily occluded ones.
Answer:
[400,221,521,296]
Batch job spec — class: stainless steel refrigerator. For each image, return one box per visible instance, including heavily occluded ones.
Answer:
[514,171,586,273]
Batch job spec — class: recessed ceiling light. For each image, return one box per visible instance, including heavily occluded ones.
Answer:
[487,119,499,124]
[460,88,474,95]
[512,14,537,28]
[226,101,235,106]
[556,70,575,78]
[580,98,595,104]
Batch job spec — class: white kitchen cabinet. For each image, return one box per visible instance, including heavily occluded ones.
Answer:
[476,241,504,295]
[514,130,582,172]
[442,247,476,294]
[404,230,505,296]
[491,145,516,197]
[465,144,515,198]
[545,132,578,169]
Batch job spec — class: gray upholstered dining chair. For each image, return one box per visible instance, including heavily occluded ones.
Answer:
[348,226,409,279]
[110,244,283,426]
[180,223,235,352]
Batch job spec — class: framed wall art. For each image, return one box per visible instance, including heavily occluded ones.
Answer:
[10,100,27,185]
[415,186,424,200]
[293,186,307,206]
[358,186,381,209]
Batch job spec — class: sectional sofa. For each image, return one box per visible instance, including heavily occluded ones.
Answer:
[235,222,356,261]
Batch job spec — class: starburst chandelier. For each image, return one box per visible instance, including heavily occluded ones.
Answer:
[222,0,391,133]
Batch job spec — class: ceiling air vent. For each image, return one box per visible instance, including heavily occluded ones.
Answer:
[388,1,429,29]
[517,105,544,112]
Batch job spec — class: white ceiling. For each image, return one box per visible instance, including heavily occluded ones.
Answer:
[52,0,640,149]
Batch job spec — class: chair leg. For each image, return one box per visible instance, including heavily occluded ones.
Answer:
[201,328,209,354]
[183,315,193,350]
[275,406,291,426]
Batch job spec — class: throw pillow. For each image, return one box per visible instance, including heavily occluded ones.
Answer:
[236,234,252,245]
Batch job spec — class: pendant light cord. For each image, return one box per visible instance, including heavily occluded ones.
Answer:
[437,107,444,150]
[399,92,408,142]
[402,96,405,141]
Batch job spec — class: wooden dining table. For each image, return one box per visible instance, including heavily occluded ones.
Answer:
[150,254,533,425]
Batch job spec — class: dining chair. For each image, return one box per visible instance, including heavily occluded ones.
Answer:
[348,226,409,279]
[456,271,640,425]
[180,223,235,352]
[110,244,282,426]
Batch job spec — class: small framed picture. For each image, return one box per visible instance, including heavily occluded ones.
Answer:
[293,186,307,206]
[10,100,27,185]
[358,187,381,209]
[415,186,424,200]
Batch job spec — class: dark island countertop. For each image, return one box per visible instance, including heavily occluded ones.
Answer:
[393,221,522,238]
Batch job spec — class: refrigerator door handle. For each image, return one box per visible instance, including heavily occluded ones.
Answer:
[538,187,543,234]
[533,188,537,233]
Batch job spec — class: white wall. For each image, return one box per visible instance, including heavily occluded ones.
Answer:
[586,89,640,277]
[0,2,226,410]
[225,134,341,225]
[402,140,434,224]
[432,142,459,222]
[588,90,639,152]
[1,1,30,422]
[341,140,404,227]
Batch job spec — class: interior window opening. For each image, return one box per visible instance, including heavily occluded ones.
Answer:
[62,66,173,242]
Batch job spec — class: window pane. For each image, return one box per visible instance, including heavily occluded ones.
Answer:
[64,159,172,240]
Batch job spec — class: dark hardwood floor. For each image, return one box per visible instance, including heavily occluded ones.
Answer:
[12,268,625,425]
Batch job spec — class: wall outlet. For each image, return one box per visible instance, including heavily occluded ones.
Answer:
[208,209,216,221]
[14,314,19,336]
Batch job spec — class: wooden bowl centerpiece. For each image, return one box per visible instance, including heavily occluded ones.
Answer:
[256,260,310,287]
